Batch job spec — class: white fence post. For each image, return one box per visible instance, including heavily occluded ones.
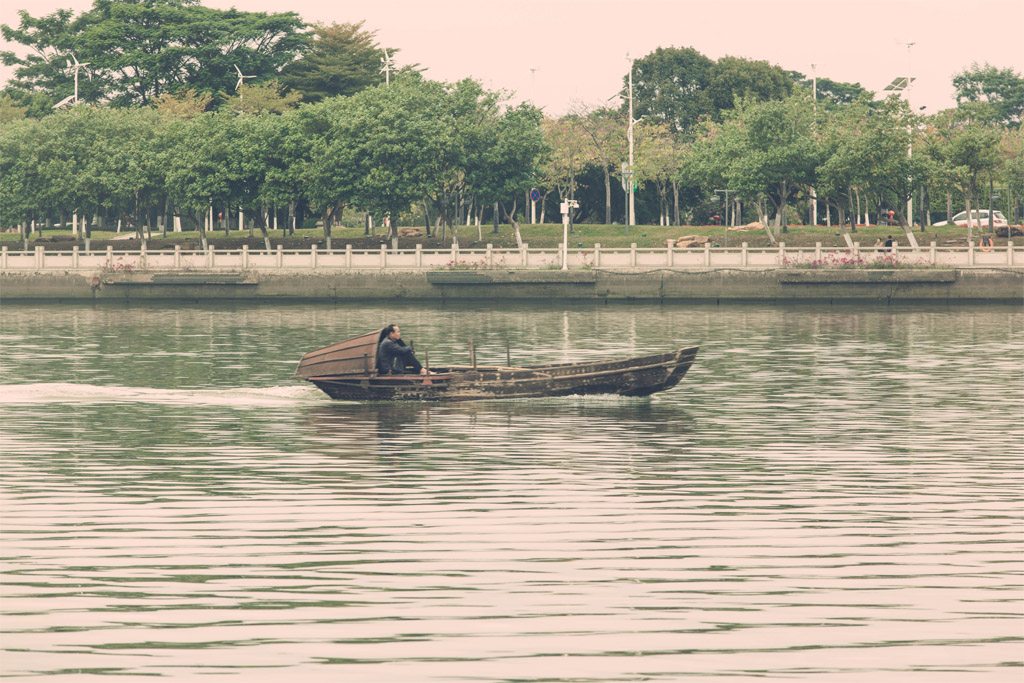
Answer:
[1,246,6,271]
[594,243,601,268]
[140,242,147,269]
[276,244,283,268]
[35,245,43,269]
[487,243,493,267]
[106,245,114,266]
[242,244,249,269]
[741,242,748,267]
[814,242,821,261]
[174,244,181,269]
[853,241,860,259]
[380,244,387,269]
[930,241,937,266]
[631,243,637,267]
[1009,241,1015,266]
[415,244,422,268]
[72,246,79,269]
[522,243,529,268]
[207,245,214,268]
[345,243,352,268]
[666,239,674,267]
[311,244,317,269]
[968,241,974,266]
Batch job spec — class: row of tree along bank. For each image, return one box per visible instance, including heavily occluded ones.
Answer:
[2,3,1021,252]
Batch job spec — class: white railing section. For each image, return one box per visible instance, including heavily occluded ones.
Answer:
[0,241,1017,272]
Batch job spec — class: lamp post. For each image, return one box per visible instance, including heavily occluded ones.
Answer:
[715,189,733,247]
[560,199,578,270]
[626,54,636,228]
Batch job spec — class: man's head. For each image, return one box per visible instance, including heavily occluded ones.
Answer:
[385,324,401,340]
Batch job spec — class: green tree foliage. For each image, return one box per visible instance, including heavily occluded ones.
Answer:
[278,21,403,103]
[924,102,1004,237]
[0,94,29,122]
[626,47,715,134]
[788,71,874,107]
[708,56,793,112]
[573,106,626,225]
[222,79,302,114]
[713,94,820,236]
[952,62,1024,126]
[626,48,796,135]
[1,0,305,108]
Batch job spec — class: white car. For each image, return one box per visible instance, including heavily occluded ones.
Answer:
[933,210,1008,228]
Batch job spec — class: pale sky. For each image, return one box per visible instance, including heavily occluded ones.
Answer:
[2,0,1022,115]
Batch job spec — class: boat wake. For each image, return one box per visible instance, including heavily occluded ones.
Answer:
[0,383,329,407]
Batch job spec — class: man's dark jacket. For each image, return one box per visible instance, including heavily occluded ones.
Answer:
[378,338,420,374]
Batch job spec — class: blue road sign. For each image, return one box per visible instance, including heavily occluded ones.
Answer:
[530,188,540,202]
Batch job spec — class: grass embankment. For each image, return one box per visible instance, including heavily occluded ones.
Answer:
[1,222,1017,251]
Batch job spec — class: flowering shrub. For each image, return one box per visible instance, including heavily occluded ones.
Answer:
[442,258,488,270]
[780,251,936,270]
[101,256,135,273]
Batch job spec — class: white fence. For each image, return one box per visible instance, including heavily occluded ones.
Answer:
[0,241,1017,272]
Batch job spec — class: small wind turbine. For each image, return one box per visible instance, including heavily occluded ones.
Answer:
[380,49,395,86]
[67,53,91,105]
[233,64,256,92]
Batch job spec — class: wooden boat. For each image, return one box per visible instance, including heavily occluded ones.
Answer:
[294,328,699,402]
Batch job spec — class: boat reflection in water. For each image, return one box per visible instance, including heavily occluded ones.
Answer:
[301,399,699,463]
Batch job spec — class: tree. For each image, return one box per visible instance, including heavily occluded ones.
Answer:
[626,46,715,134]
[279,21,404,103]
[788,71,873,107]
[222,79,302,114]
[925,102,1004,240]
[816,101,875,245]
[715,94,820,237]
[0,94,28,122]
[470,102,546,243]
[633,120,681,226]
[707,56,793,113]
[1,0,306,108]
[573,105,626,225]
[540,116,594,217]
[952,62,1024,127]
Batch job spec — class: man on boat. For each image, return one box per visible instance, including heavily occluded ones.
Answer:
[379,324,430,375]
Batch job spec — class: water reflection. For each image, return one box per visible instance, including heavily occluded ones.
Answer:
[1,302,1022,681]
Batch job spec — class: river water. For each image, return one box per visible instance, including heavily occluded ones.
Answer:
[1,301,1021,682]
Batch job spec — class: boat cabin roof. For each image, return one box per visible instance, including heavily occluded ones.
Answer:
[293,328,387,379]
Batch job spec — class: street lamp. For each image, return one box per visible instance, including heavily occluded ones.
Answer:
[560,199,579,270]
[715,189,733,247]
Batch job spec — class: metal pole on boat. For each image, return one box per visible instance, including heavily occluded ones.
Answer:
[424,348,429,374]
[469,339,476,369]
[506,339,511,367]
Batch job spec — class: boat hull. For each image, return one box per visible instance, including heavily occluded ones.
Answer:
[305,347,699,402]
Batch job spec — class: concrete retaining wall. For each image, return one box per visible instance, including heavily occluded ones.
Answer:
[2,268,1021,302]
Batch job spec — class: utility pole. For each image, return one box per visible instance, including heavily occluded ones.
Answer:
[811,63,817,227]
[627,54,636,228]
[381,49,395,86]
[899,42,916,228]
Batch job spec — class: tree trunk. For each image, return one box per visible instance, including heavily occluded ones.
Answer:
[964,185,974,243]
[672,180,680,226]
[423,201,432,238]
[754,199,776,246]
[492,201,499,234]
[603,165,612,224]
[500,199,523,248]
